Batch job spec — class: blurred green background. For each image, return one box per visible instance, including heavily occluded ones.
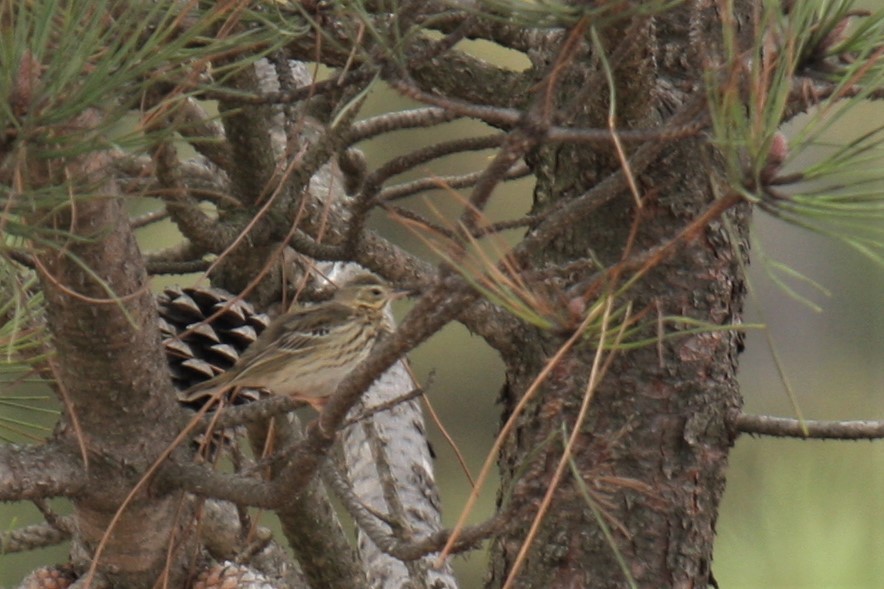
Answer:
[2,3,883,586]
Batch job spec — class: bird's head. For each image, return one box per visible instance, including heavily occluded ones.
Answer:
[334,273,407,311]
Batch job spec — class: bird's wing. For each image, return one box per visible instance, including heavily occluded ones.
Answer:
[178,369,234,403]
[228,303,354,383]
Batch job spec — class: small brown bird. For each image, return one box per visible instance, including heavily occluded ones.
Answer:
[178,273,405,410]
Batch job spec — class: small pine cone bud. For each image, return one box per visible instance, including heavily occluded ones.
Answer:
[760,132,789,185]
[18,566,77,589]
[767,132,789,169]
[192,562,276,589]
[156,285,269,404]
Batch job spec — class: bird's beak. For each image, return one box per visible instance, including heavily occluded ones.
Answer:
[390,288,412,301]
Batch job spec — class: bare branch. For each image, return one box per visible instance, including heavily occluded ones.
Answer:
[0,443,87,501]
[348,107,463,144]
[114,155,235,208]
[737,415,884,440]
[145,258,211,275]
[151,141,234,252]
[158,460,279,509]
[419,3,557,53]
[193,397,303,432]
[388,74,705,145]
[217,64,279,207]
[144,240,210,269]
[247,414,370,589]
[379,161,531,202]
[129,208,169,229]
[175,97,234,172]
[321,460,507,561]
[0,520,73,553]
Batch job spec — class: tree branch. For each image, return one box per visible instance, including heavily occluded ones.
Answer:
[158,460,279,509]
[0,520,73,553]
[737,415,884,440]
[0,443,87,501]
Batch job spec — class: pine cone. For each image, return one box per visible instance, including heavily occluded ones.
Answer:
[192,562,277,589]
[18,566,77,589]
[156,285,269,404]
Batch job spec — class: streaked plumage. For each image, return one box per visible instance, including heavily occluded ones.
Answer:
[179,273,401,410]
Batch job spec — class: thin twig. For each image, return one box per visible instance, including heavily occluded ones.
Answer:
[342,386,427,427]
[322,459,507,560]
[737,415,884,440]
[390,75,705,144]
[378,162,531,202]
[146,259,211,275]
[129,208,169,229]
[367,135,507,198]
[347,107,462,144]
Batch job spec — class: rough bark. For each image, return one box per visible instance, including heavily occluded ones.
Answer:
[25,130,195,587]
[489,7,751,588]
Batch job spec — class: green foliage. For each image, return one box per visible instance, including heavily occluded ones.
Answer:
[0,262,45,363]
[707,0,884,265]
[0,0,301,261]
[0,0,293,164]
[0,259,54,443]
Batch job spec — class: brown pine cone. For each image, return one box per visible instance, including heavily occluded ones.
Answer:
[192,562,277,589]
[156,285,269,405]
[17,566,77,589]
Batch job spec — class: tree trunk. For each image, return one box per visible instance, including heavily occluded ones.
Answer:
[490,7,751,588]
[29,147,195,587]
